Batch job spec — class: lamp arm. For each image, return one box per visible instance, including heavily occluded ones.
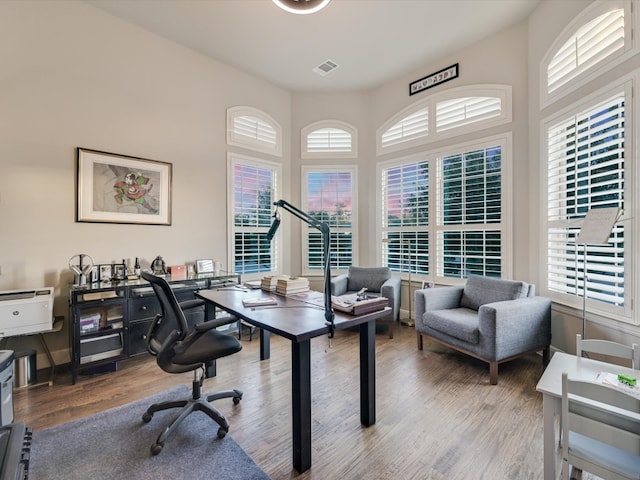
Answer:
[273,200,335,336]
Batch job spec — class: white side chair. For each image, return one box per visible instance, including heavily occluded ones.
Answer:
[576,334,639,370]
[560,372,640,480]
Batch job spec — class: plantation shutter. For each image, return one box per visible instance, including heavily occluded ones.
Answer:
[546,92,625,306]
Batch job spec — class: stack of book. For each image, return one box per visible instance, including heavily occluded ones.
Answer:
[261,274,290,292]
[276,277,310,295]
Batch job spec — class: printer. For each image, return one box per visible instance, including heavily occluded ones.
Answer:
[0,288,54,338]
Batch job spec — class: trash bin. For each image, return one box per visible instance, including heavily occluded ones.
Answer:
[13,349,36,388]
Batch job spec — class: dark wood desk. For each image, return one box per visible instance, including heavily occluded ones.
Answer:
[196,287,389,473]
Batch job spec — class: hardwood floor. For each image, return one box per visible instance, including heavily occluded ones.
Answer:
[14,324,550,479]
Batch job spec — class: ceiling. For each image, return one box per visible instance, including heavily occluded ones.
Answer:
[87,0,542,93]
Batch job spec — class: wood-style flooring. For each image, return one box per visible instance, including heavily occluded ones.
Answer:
[14,324,551,479]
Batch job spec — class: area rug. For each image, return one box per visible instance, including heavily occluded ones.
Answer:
[30,385,270,480]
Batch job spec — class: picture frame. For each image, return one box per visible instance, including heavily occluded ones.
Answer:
[196,259,214,274]
[421,281,434,289]
[99,264,113,282]
[112,264,126,281]
[76,148,172,225]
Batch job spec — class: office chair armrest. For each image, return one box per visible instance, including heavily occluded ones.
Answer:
[195,315,239,332]
[179,299,205,311]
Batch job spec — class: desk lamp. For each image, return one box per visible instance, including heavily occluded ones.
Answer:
[266,199,335,337]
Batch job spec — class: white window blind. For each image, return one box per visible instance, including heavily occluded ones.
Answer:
[381,108,428,149]
[437,230,502,278]
[436,145,503,279]
[231,161,278,275]
[233,115,277,146]
[547,8,625,94]
[226,107,282,156]
[306,128,352,153]
[546,92,625,307]
[381,161,429,275]
[436,97,502,132]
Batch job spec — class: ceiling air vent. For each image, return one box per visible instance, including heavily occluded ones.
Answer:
[313,60,339,76]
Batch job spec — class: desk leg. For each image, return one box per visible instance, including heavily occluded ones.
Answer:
[542,394,558,480]
[259,328,271,360]
[292,340,312,473]
[359,320,376,426]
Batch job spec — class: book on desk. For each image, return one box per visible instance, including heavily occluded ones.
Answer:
[331,294,388,315]
[242,297,278,307]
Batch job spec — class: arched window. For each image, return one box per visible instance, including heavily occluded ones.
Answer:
[301,120,357,158]
[542,0,635,105]
[378,105,429,154]
[226,106,282,157]
[377,85,511,155]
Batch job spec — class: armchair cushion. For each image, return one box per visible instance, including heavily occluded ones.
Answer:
[427,308,479,344]
[459,275,530,310]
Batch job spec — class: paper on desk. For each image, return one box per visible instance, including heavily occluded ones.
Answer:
[595,372,640,400]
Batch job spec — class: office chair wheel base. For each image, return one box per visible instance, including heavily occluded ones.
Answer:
[142,412,153,423]
[150,442,163,455]
[233,396,241,405]
[217,427,227,439]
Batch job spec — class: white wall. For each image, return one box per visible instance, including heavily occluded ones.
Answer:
[0,1,291,364]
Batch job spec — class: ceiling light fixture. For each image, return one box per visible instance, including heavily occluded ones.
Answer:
[272,0,331,15]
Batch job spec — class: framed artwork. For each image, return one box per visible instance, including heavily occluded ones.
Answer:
[76,148,172,225]
[421,281,434,289]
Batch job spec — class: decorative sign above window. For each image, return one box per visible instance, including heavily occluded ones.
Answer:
[409,63,459,96]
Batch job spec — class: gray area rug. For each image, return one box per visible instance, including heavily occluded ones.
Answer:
[30,385,270,480]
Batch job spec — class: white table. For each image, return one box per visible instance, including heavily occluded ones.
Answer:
[535,351,638,480]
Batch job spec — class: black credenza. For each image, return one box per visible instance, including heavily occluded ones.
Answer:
[68,273,240,384]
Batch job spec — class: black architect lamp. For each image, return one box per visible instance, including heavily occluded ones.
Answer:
[266,199,335,338]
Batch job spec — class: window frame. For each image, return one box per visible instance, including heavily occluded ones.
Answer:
[434,134,513,283]
[301,165,358,277]
[227,153,282,279]
[226,106,283,157]
[376,133,512,284]
[301,120,357,159]
[540,0,637,108]
[540,76,636,324]
[376,85,512,155]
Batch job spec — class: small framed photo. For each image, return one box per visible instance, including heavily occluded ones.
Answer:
[89,265,99,283]
[196,259,214,274]
[421,281,434,289]
[99,264,113,282]
[112,264,126,281]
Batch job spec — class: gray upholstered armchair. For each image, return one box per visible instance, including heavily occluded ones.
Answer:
[415,275,551,384]
[330,266,401,338]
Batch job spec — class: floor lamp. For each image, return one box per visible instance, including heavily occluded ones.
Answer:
[382,237,414,326]
[402,239,415,327]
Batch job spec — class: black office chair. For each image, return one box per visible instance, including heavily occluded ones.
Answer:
[140,271,243,455]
